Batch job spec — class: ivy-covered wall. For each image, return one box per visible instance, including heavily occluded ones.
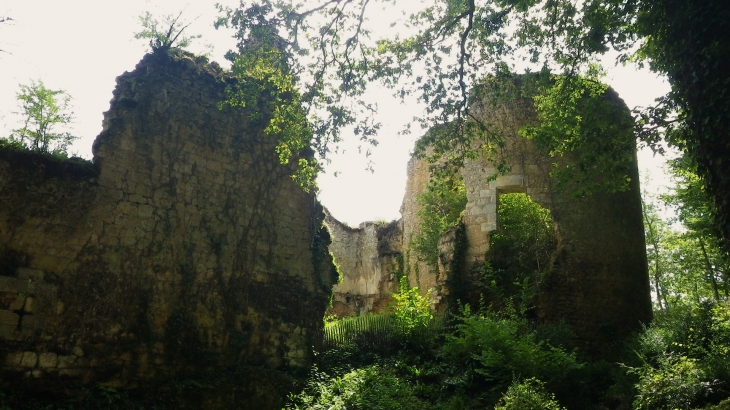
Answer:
[400,83,652,355]
[0,50,337,406]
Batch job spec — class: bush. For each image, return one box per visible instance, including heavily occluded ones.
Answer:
[494,378,566,410]
[630,301,730,408]
[632,355,712,410]
[439,309,581,403]
[391,277,434,334]
[704,398,730,410]
[285,365,435,410]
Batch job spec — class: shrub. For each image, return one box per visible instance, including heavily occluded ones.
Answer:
[392,276,434,334]
[285,365,434,410]
[494,378,566,410]
[632,355,712,410]
[439,309,581,402]
[704,398,730,410]
[629,301,730,408]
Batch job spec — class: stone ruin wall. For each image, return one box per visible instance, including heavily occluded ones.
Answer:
[332,81,652,354]
[324,213,401,317]
[0,50,336,401]
[400,85,652,352]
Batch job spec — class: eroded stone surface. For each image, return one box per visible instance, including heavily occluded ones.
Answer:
[398,83,652,353]
[325,213,402,316]
[0,49,337,403]
[334,80,651,355]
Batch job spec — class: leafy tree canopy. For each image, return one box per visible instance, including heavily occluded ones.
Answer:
[215,0,729,250]
[134,10,203,51]
[5,80,76,156]
[216,3,319,190]
[642,160,729,310]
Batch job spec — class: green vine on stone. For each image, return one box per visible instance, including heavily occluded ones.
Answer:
[410,171,468,270]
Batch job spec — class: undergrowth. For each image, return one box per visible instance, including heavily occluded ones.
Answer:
[292,299,730,409]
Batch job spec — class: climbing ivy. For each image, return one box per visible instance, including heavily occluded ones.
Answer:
[410,171,467,269]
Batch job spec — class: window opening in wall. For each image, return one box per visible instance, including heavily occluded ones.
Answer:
[483,192,557,313]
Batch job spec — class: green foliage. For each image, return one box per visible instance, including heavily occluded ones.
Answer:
[286,365,435,410]
[439,308,581,403]
[629,302,730,408]
[323,314,402,351]
[494,378,566,410]
[308,296,638,409]
[631,0,730,254]
[485,193,556,309]
[642,193,673,310]
[321,282,439,353]
[631,355,711,410]
[662,156,730,301]
[215,4,318,191]
[218,0,730,255]
[642,162,729,309]
[134,10,202,51]
[7,80,76,156]
[392,277,434,334]
[705,398,730,410]
[411,172,467,269]
[521,72,635,197]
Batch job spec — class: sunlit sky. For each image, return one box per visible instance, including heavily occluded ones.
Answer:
[0,1,672,226]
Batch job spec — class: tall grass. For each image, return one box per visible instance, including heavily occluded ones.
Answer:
[313,313,445,352]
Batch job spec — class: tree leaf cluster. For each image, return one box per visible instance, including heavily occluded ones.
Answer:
[216,0,730,253]
[643,159,729,310]
[5,80,77,157]
[215,3,319,190]
[215,1,383,169]
[134,10,203,51]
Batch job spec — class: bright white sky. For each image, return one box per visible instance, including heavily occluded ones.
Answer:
[0,1,671,226]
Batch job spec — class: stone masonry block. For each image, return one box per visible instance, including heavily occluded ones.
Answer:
[0,310,19,326]
[0,325,31,342]
[57,355,76,369]
[4,351,24,366]
[17,268,44,282]
[8,296,26,311]
[38,352,58,368]
[34,283,58,299]
[23,297,34,313]
[21,314,46,330]
[20,352,37,368]
[0,276,23,293]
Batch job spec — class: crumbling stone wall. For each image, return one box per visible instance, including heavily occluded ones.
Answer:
[325,212,401,317]
[0,49,336,401]
[400,83,652,352]
[400,156,455,308]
